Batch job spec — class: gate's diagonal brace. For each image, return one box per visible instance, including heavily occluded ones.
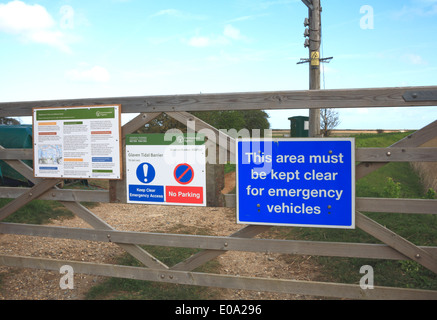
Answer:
[356,120,437,179]
[60,200,169,270]
[354,120,437,275]
[1,152,169,270]
[121,112,162,140]
[0,178,62,222]
[356,211,437,274]
[166,111,236,163]
[171,225,271,271]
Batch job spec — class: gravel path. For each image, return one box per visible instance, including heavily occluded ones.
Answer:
[0,202,319,300]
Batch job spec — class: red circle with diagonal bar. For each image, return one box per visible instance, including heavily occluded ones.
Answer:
[173,163,194,185]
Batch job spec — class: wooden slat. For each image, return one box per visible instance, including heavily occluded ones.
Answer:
[356,147,437,162]
[0,179,62,221]
[2,222,437,261]
[1,86,436,117]
[0,187,110,203]
[1,146,434,166]
[1,145,435,163]
[356,212,437,274]
[121,112,162,139]
[1,254,436,300]
[393,120,437,148]
[0,148,33,160]
[223,194,437,214]
[1,186,434,215]
[356,120,437,179]
[0,146,40,184]
[0,148,168,270]
[357,198,437,214]
[60,201,169,270]
[167,111,236,163]
[356,162,388,180]
[171,225,271,271]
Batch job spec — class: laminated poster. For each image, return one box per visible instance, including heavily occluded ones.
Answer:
[33,105,122,180]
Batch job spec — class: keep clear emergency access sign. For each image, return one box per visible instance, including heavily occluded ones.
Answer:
[237,138,355,229]
[126,134,206,206]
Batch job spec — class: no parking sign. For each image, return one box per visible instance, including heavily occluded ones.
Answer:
[174,163,195,185]
[126,134,206,206]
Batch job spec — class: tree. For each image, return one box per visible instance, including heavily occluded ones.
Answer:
[320,108,340,137]
[137,113,185,133]
[240,110,270,134]
[0,117,20,125]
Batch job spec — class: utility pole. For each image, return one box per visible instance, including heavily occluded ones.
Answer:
[308,0,321,137]
[298,0,332,137]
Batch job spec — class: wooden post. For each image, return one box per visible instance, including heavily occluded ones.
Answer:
[308,0,321,137]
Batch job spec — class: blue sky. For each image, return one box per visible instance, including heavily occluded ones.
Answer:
[0,0,436,129]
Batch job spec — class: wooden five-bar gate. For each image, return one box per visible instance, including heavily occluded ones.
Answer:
[0,86,437,299]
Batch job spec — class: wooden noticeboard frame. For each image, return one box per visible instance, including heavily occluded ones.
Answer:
[32,105,122,180]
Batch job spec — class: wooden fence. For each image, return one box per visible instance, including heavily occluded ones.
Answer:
[0,85,437,299]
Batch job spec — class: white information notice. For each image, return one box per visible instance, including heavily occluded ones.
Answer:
[125,134,206,206]
[33,105,122,180]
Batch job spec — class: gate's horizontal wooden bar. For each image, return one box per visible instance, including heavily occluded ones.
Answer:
[1,254,436,300]
[2,147,437,163]
[1,222,436,261]
[0,187,110,203]
[1,86,436,117]
[223,194,437,214]
[356,147,437,162]
[357,198,437,215]
[0,148,33,160]
[1,187,435,214]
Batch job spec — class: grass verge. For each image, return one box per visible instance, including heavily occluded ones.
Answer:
[0,198,73,225]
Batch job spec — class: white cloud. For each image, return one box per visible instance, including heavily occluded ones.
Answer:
[150,9,207,20]
[401,53,427,65]
[188,36,215,47]
[242,0,298,11]
[0,0,54,33]
[393,1,437,19]
[0,0,72,52]
[225,14,270,24]
[187,24,245,48]
[66,65,111,83]
[223,24,243,40]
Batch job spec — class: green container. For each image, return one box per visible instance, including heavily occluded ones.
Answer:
[0,125,33,185]
[288,116,309,137]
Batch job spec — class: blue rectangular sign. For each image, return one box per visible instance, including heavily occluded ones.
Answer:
[128,185,164,203]
[236,138,355,229]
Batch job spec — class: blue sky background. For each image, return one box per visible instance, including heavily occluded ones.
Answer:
[0,0,436,129]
